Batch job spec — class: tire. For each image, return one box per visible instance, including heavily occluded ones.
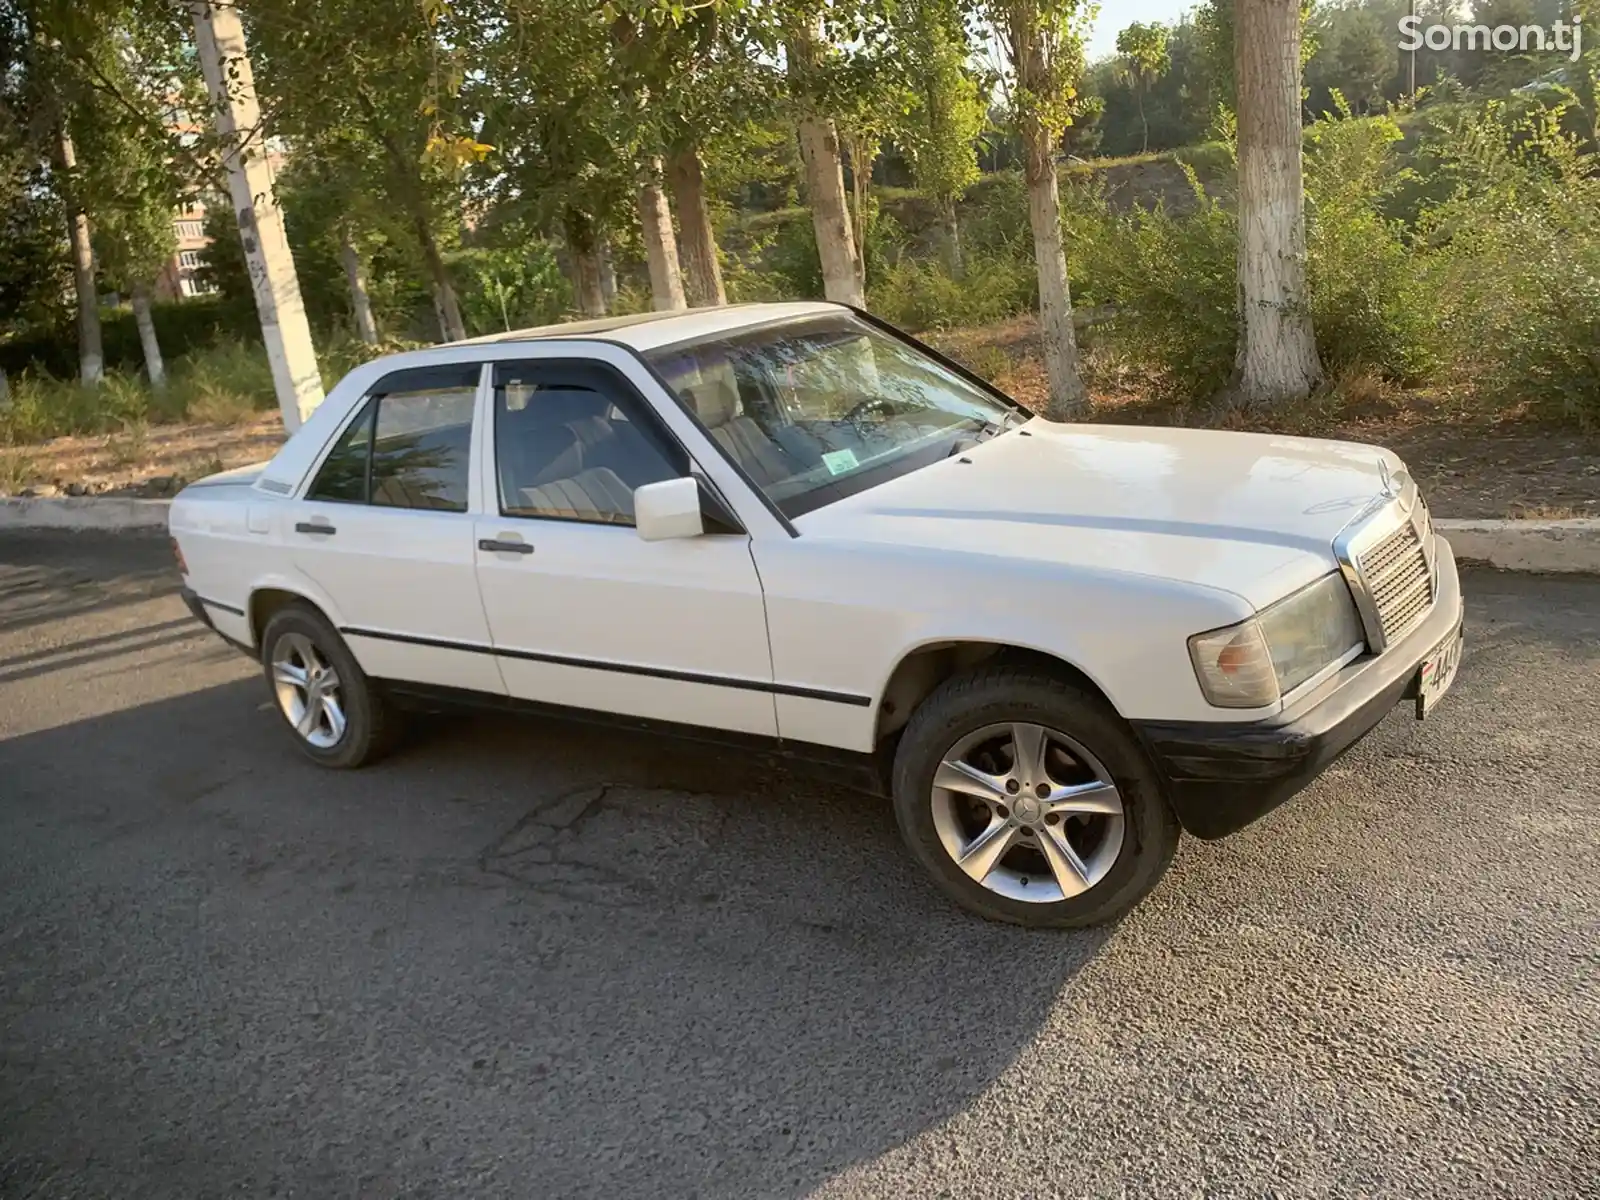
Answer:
[259,602,399,769]
[891,664,1180,928]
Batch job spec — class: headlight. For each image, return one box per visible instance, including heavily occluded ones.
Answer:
[1189,573,1366,708]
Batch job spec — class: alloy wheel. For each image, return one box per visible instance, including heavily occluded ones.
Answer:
[930,722,1126,903]
[270,632,347,750]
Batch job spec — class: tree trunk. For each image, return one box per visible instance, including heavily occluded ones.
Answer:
[1137,87,1149,154]
[413,212,465,341]
[564,209,608,318]
[666,145,726,307]
[599,242,617,309]
[796,115,865,306]
[340,229,379,344]
[940,195,964,279]
[844,131,876,297]
[637,161,687,312]
[1233,0,1322,405]
[572,250,606,317]
[131,285,166,390]
[57,127,103,387]
[190,1,323,429]
[1024,129,1088,419]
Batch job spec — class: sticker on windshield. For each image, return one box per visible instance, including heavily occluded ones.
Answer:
[821,448,860,476]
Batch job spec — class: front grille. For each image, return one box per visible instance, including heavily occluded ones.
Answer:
[1359,520,1434,645]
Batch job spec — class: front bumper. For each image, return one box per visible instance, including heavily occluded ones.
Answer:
[1132,539,1464,840]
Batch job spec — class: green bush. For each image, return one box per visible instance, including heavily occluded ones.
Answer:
[449,242,573,335]
[169,338,279,424]
[1071,169,1238,399]
[867,254,1036,332]
[1304,105,1438,384]
[1418,100,1600,422]
[0,294,259,380]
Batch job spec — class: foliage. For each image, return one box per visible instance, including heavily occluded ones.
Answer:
[895,0,987,210]
[0,295,258,379]
[867,253,1036,331]
[1071,169,1238,399]
[450,243,574,334]
[1114,21,1170,152]
[1419,99,1600,421]
[1304,102,1437,383]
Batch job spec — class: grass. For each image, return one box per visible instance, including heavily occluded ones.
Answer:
[2,337,284,447]
[0,448,35,494]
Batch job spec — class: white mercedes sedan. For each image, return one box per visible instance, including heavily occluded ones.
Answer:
[170,302,1463,927]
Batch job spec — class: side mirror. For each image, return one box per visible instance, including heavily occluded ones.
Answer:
[634,477,705,542]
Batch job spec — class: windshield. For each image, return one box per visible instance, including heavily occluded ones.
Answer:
[645,313,1021,518]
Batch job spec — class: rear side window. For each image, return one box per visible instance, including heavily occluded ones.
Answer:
[307,366,480,510]
[308,397,374,503]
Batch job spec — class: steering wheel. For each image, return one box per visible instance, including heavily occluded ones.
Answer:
[842,395,895,425]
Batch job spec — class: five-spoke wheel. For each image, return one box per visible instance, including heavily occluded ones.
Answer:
[259,602,397,768]
[892,665,1180,928]
[271,632,347,749]
[932,722,1126,904]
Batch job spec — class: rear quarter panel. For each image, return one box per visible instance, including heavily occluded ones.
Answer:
[170,486,339,649]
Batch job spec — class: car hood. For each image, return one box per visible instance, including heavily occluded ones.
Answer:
[792,421,1402,609]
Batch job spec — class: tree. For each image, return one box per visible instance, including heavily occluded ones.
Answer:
[244,0,485,343]
[1115,22,1170,153]
[73,13,190,390]
[5,5,107,384]
[784,7,866,306]
[607,1,775,309]
[895,0,984,276]
[1233,0,1322,405]
[464,0,635,319]
[1305,5,1393,116]
[987,0,1091,418]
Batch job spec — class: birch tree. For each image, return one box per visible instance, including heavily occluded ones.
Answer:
[988,0,1090,418]
[897,0,985,277]
[1232,0,1322,405]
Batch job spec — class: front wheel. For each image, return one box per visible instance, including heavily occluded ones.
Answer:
[260,603,398,769]
[891,665,1180,928]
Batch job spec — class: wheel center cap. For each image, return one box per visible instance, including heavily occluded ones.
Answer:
[1013,795,1042,825]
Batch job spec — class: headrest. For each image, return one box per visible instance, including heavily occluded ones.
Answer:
[686,375,740,428]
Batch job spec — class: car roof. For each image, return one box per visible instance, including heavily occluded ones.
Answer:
[450,301,846,353]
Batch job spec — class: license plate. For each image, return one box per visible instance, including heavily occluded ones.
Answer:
[1415,627,1463,719]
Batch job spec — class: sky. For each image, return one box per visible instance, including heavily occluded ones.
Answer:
[1084,0,1198,61]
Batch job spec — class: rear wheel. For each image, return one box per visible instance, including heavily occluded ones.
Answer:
[891,665,1180,928]
[260,603,398,768]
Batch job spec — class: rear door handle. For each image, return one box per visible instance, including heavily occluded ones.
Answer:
[295,521,336,536]
[478,538,534,555]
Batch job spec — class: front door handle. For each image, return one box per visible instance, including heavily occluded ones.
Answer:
[478,537,534,555]
[295,520,336,536]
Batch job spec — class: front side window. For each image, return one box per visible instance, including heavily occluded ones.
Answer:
[644,313,1020,517]
[493,362,685,526]
[306,365,478,511]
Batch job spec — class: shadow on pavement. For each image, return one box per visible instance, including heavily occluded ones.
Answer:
[0,676,1114,1199]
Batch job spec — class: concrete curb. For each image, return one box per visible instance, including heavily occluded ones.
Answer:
[1,499,1597,572]
[1437,519,1600,574]
[0,496,171,530]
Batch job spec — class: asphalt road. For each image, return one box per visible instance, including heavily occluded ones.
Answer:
[1,532,1596,1200]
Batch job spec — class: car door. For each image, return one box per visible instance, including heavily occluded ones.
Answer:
[471,357,778,737]
[286,362,506,697]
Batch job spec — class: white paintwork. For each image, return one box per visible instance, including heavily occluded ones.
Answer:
[634,478,704,541]
[169,302,1465,754]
